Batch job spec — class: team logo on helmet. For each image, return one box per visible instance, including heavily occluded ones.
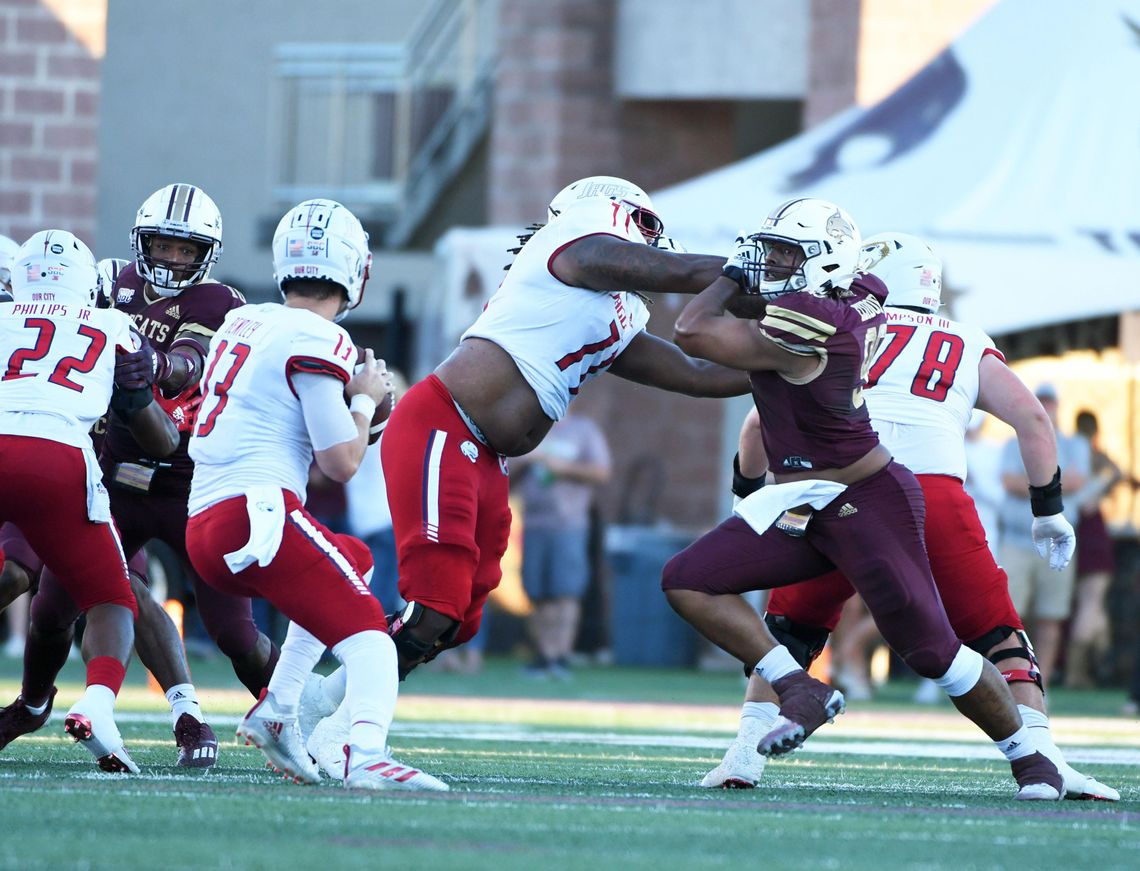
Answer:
[826,210,855,243]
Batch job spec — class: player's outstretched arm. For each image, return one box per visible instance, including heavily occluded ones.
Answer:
[607,329,750,398]
[552,234,724,296]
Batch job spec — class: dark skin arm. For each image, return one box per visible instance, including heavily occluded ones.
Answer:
[608,329,751,398]
[119,398,179,457]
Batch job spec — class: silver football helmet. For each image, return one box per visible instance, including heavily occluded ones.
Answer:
[96,257,131,308]
[272,199,371,322]
[130,183,223,296]
[860,232,943,312]
[0,233,19,292]
[11,230,99,308]
[752,198,861,300]
[547,175,663,244]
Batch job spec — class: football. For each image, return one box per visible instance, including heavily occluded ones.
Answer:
[367,390,395,444]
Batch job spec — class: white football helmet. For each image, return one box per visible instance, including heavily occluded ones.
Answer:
[547,175,663,244]
[752,198,861,300]
[860,232,943,312]
[11,230,99,308]
[272,199,371,322]
[130,183,223,296]
[0,233,19,291]
[96,257,131,308]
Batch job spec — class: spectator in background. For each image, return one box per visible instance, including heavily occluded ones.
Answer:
[1065,410,1123,689]
[515,404,612,679]
[964,410,1005,559]
[998,383,1089,687]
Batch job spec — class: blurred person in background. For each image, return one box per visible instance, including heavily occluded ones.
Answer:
[998,383,1089,687]
[964,410,1005,559]
[514,402,612,679]
[1064,410,1124,689]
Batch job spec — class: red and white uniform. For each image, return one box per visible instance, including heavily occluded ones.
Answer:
[384,201,651,638]
[768,306,1021,642]
[185,303,383,647]
[0,300,136,613]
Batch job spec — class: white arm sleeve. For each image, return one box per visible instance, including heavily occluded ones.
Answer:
[293,372,359,451]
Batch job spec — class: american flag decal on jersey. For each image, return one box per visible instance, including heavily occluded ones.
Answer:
[165,184,196,222]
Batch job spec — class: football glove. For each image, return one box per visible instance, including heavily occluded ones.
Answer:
[115,335,172,390]
[722,234,764,293]
[1031,513,1076,571]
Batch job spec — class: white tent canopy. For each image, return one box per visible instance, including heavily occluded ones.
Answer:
[654,0,1140,336]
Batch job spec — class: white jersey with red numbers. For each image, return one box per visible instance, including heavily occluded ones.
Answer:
[864,306,1003,480]
[188,303,354,513]
[0,300,137,448]
[461,198,651,420]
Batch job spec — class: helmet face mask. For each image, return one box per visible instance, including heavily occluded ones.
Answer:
[130,183,223,297]
[11,230,99,308]
[859,232,943,312]
[753,198,861,301]
[95,257,131,308]
[272,199,371,323]
[547,175,663,244]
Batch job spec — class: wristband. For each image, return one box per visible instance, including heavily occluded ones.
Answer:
[349,393,377,421]
[110,385,154,419]
[731,452,767,499]
[722,265,750,292]
[1029,467,1064,517]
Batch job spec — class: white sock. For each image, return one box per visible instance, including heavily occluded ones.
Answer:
[165,683,203,727]
[995,724,1040,761]
[739,701,779,738]
[1018,704,1072,772]
[268,621,327,713]
[331,631,397,756]
[81,683,117,715]
[322,665,348,708]
[755,646,801,684]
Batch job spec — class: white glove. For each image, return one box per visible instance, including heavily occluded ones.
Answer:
[653,235,688,253]
[722,233,764,293]
[1031,513,1076,571]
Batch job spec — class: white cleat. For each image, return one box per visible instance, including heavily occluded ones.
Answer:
[700,737,767,789]
[63,702,139,774]
[306,701,350,780]
[1061,767,1120,802]
[298,673,338,746]
[236,689,319,785]
[344,744,449,792]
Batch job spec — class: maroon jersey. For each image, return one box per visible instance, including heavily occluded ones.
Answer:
[102,262,245,495]
[751,274,888,474]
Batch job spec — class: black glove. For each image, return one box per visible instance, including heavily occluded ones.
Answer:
[109,384,154,419]
[731,452,767,499]
[115,334,170,390]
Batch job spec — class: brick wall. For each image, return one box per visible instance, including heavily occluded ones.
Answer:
[0,0,104,247]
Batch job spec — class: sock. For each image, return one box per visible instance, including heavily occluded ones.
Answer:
[738,701,779,739]
[995,724,1039,761]
[81,683,117,715]
[166,683,203,726]
[87,656,126,696]
[1018,704,1074,776]
[322,665,348,708]
[21,629,73,707]
[755,646,801,684]
[268,622,326,711]
[331,631,397,757]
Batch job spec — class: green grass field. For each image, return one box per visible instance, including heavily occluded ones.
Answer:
[1,653,1137,871]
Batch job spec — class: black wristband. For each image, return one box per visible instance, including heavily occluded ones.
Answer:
[1029,467,1064,517]
[722,264,749,292]
[110,385,154,420]
[732,452,767,498]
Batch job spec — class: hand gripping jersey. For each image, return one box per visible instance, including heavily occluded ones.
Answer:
[750,275,889,474]
[461,199,651,421]
[102,262,245,493]
[0,300,137,448]
[187,303,355,514]
[864,307,1003,480]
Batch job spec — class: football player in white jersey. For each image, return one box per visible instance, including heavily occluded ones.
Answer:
[0,233,18,301]
[704,232,1116,801]
[185,199,446,791]
[0,230,176,773]
[360,176,749,691]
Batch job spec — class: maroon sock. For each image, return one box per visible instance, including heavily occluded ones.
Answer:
[86,656,127,695]
[232,641,280,698]
[21,627,74,706]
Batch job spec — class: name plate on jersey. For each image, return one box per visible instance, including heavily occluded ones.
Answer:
[111,462,157,494]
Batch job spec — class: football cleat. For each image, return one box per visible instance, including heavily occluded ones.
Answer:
[1011,751,1064,801]
[757,671,845,757]
[1059,764,1120,802]
[236,689,319,785]
[298,672,339,745]
[63,701,139,774]
[174,713,219,768]
[343,744,449,792]
[306,701,350,780]
[700,738,767,789]
[0,687,56,751]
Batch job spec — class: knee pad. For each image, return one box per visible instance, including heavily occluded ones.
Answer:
[387,601,460,680]
[762,612,832,671]
[979,627,1044,693]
